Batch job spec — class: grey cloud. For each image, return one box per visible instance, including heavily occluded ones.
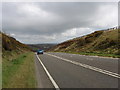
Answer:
[2,2,117,44]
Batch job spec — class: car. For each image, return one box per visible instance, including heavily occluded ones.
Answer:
[37,50,44,54]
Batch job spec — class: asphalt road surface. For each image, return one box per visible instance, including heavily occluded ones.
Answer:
[35,52,119,88]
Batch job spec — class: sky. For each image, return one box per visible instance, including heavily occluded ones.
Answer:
[2,2,118,44]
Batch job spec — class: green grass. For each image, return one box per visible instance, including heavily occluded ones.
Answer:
[0,34,1,89]
[2,52,37,88]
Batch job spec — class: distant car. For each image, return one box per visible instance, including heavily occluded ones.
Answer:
[37,50,44,54]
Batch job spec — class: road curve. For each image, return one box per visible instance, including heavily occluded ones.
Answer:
[35,52,118,88]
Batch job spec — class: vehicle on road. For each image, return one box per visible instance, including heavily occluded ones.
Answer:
[37,50,44,54]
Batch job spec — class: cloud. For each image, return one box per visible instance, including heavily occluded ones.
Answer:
[62,28,77,37]
[0,2,2,30]
[91,3,118,28]
[2,2,118,44]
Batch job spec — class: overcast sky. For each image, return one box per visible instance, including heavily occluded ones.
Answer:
[2,2,118,44]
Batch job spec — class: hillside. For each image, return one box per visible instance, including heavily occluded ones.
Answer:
[1,32,30,58]
[49,28,119,56]
[27,44,57,51]
[2,32,37,88]
[2,33,30,51]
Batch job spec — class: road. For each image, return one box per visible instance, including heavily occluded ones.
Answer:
[35,52,119,88]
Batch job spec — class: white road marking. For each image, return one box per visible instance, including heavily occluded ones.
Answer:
[36,54,60,90]
[45,53,120,79]
[88,55,119,59]
[51,52,118,59]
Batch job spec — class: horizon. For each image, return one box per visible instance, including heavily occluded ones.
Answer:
[2,26,118,45]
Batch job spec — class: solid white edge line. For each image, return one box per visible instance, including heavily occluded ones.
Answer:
[36,54,60,90]
[45,53,120,79]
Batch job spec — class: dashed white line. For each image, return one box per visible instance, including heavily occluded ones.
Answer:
[36,54,60,90]
[45,53,120,79]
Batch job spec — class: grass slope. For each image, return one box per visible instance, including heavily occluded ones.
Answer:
[49,28,119,58]
[2,52,37,88]
[1,32,37,88]
[2,33,30,52]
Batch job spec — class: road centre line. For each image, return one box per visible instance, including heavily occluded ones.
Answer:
[45,53,120,79]
[36,54,60,90]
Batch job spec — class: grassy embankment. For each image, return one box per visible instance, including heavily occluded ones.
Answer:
[2,51,37,88]
[49,28,119,58]
[1,32,37,88]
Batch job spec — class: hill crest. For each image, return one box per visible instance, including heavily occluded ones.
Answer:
[1,32,30,52]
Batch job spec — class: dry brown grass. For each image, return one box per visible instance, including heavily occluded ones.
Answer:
[49,29,119,56]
